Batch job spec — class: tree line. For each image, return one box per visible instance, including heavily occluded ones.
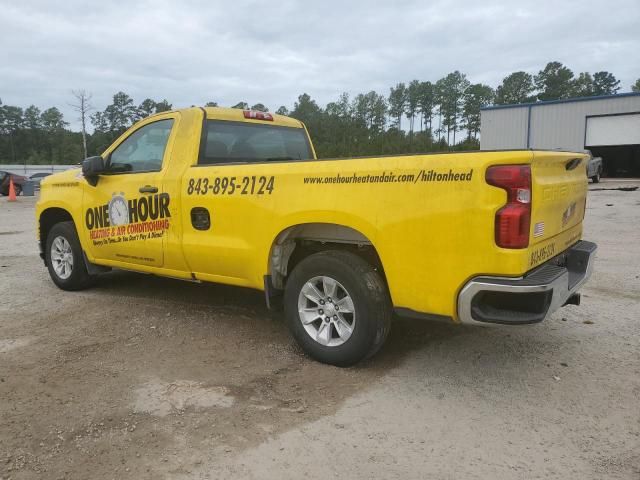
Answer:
[1,61,639,164]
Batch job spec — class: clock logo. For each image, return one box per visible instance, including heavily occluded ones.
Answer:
[108,193,129,226]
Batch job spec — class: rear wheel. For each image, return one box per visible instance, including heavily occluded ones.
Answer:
[284,250,391,367]
[13,185,22,196]
[46,221,95,291]
[592,171,601,183]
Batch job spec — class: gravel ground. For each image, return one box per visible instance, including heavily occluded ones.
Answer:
[0,180,639,479]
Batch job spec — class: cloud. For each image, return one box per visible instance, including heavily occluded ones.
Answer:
[1,0,638,129]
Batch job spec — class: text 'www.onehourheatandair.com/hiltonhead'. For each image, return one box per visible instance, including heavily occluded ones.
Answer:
[303,169,474,185]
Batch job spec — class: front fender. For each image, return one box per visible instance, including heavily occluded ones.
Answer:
[36,172,88,253]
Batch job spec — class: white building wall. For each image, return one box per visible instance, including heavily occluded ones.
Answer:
[529,96,640,151]
[480,107,529,150]
[480,94,640,151]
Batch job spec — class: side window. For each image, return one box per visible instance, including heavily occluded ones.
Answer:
[109,119,174,173]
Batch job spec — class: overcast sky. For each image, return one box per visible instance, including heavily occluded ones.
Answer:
[1,0,638,129]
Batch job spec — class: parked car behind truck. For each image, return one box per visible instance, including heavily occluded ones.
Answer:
[35,107,597,366]
[0,171,26,196]
[30,172,52,189]
[587,155,603,183]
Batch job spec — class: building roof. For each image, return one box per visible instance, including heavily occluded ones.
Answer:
[481,91,640,111]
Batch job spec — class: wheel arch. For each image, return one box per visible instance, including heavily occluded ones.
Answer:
[39,207,75,261]
[266,222,386,291]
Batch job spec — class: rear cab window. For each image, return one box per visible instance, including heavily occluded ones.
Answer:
[199,120,312,165]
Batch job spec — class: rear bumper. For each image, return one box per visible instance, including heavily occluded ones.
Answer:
[457,240,597,325]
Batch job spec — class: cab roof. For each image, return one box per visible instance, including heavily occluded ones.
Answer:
[145,106,304,128]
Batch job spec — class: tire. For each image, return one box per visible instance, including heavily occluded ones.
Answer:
[592,172,600,183]
[13,185,22,196]
[284,250,391,367]
[45,221,95,291]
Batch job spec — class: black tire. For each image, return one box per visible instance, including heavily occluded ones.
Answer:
[284,250,391,367]
[592,172,600,183]
[45,221,95,291]
[13,185,22,196]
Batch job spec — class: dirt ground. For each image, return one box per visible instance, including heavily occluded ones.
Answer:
[1,180,639,480]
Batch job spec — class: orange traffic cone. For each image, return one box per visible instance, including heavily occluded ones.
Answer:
[8,178,17,201]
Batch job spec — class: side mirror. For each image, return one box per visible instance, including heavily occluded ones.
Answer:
[82,156,105,186]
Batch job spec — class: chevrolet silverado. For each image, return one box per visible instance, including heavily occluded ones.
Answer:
[36,107,597,366]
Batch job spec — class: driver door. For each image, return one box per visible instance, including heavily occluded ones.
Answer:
[81,115,177,268]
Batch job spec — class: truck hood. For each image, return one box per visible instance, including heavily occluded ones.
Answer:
[40,168,83,186]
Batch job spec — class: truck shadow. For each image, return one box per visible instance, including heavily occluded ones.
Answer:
[90,268,472,370]
[85,267,567,398]
[89,268,571,396]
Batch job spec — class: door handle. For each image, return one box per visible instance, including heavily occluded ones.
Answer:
[139,185,158,193]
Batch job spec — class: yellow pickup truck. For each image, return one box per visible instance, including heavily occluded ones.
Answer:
[36,107,597,366]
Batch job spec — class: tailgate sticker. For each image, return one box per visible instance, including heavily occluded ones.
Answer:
[533,222,545,237]
[562,202,577,226]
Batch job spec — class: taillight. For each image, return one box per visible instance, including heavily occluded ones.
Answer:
[243,110,274,121]
[486,165,531,249]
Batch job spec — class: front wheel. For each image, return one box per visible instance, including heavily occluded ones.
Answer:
[45,221,95,291]
[284,250,391,367]
[592,170,601,183]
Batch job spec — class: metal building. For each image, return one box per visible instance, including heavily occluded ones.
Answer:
[480,92,640,177]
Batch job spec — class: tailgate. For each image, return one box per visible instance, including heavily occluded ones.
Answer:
[530,151,588,249]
